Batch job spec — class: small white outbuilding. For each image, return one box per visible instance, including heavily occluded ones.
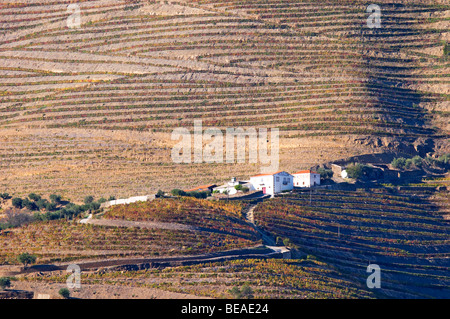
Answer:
[213,177,251,195]
[292,170,321,188]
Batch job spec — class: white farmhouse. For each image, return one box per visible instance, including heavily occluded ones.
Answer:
[292,170,321,188]
[249,171,293,195]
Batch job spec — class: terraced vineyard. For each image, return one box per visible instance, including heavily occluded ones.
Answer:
[1,0,448,134]
[253,189,450,298]
[104,197,258,239]
[0,198,259,265]
[24,258,376,299]
[0,0,448,199]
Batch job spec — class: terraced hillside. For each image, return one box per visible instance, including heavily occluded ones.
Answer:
[22,258,376,299]
[0,0,449,199]
[0,197,259,265]
[253,188,450,298]
[103,197,258,239]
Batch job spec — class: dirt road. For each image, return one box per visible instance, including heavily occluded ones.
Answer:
[245,203,277,246]
[15,245,282,275]
[81,217,197,232]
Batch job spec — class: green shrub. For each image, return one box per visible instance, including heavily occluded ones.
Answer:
[12,197,23,209]
[49,194,62,204]
[171,189,186,197]
[17,253,37,269]
[404,158,413,169]
[33,212,46,221]
[317,168,333,180]
[438,153,450,165]
[84,196,94,205]
[276,237,283,246]
[346,163,364,179]
[0,193,11,200]
[187,191,209,199]
[36,199,49,210]
[45,201,58,211]
[0,277,11,291]
[391,157,406,169]
[156,190,165,198]
[171,189,209,199]
[22,198,38,211]
[28,193,41,202]
[392,154,448,170]
[282,238,292,247]
[45,211,60,220]
[411,156,423,167]
[229,285,254,299]
[90,202,101,211]
[79,204,90,212]
[58,288,70,299]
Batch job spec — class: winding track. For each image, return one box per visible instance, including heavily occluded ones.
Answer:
[245,202,277,246]
[17,245,282,275]
[81,216,198,232]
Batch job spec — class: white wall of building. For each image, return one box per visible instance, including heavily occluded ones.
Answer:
[100,195,154,208]
[250,175,274,194]
[293,172,320,188]
[213,185,238,195]
[250,171,293,195]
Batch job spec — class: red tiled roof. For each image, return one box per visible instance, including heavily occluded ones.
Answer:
[250,171,284,178]
[293,170,318,175]
[184,184,216,192]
